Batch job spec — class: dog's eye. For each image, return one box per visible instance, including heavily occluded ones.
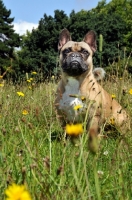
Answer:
[82,49,89,55]
[63,48,71,55]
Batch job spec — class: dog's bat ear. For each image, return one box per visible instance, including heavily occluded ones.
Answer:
[58,28,72,51]
[83,30,97,53]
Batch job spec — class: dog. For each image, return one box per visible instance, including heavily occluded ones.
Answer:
[55,29,129,150]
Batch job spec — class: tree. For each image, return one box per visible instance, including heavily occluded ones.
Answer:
[0,0,20,75]
[18,10,69,80]
[91,0,132,72]
[92,0,132,52]
[107,0,132,52]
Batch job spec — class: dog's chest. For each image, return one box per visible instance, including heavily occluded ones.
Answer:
[59,78,85,121]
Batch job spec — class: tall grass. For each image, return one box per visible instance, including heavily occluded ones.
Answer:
[0,71,132,199]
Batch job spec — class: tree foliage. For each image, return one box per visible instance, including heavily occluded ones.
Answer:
[0,0,20,75]
[17,10,69,80]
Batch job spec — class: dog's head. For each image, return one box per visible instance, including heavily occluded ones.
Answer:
[58,29,97,77]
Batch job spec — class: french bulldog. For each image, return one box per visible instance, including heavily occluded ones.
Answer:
[55,29,129,148]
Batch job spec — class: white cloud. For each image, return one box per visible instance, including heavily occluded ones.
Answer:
[13,20,38,35]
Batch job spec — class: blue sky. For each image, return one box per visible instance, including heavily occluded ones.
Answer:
[3,0,110,35]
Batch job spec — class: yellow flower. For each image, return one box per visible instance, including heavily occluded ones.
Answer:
[5,183,32,200]
[17,92,25,97]
[0,83,4,87]
[111,94,116,99]
[51,75,55,79]
[28,86,32,90]
[0,75,3,78]
[22,110,28,115]
[129,89,132,95]
[81,96,86,101]
[65,123,83,136]
[109,118,115,125]
[74,104,83,110]
[31,71,37,75]
[30,78,33,81]
[27,79,31,83]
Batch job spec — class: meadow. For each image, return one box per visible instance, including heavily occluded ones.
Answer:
[0,69,132,200]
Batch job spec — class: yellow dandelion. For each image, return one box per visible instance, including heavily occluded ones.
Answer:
[0,83,4,87]
[65,123,83,136]
[5,183,32,200]
[22,110,28,115]
[109,118,115,125]
[31,71,37,75]
[28,86,32,90]
[30,78,33,81]
[0,75,3,78]
[74,104,83,110]
[27,79,31,83]
[17,92,24,97]
[111,94,116,99]
[129,89,132,95]
[81,96,86,101]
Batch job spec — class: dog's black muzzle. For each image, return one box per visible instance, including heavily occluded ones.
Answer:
[62,52,88,76]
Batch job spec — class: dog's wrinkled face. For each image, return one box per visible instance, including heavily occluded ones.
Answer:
[60,41,93,76]
[58,29,97,77]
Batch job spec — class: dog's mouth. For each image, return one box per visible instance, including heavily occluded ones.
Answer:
[62,61,88,76]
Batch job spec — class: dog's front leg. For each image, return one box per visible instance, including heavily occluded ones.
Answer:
[88,116,101,153]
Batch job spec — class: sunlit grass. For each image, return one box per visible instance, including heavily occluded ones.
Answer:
[0,74,132,199]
